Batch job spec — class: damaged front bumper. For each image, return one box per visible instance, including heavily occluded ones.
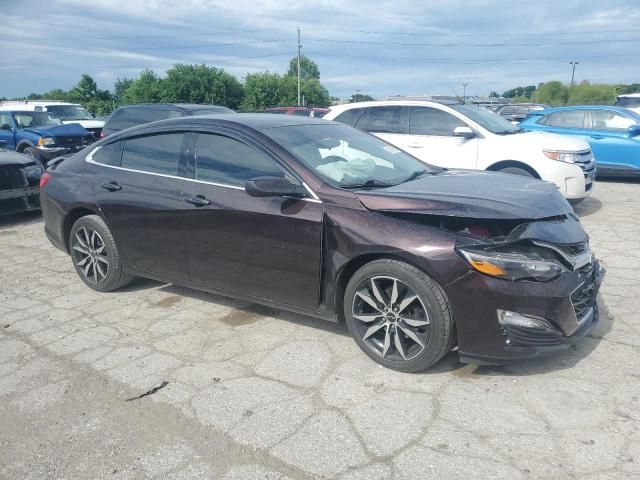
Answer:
[0,186,41,215]
[447,259,604,365]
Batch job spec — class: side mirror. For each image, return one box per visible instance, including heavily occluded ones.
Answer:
[453,126,476,138]
[0,124,12,131]
[628,125,640,137]
[245,176,308,198]
[0,140,6,149]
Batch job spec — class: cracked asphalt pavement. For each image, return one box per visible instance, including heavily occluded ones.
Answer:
[0,180,638,480]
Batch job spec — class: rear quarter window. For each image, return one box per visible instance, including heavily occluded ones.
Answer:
[91,142,123,166]
[106,107,183,132]
[332,108,362,126]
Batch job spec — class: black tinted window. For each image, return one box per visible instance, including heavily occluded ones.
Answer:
[615,97,640,108]
[92,142,122,166]
[121,133,184,175]
[543,111,586,128]
[195,134,283,186]
[333,108,362,126]
[356,106,407,134]
[409,107,465,135]
[107,107,183,131]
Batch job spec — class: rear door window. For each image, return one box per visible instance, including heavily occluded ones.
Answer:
[121,133,185,176]
[194,133,283,187]
[409,107,465,136]
[91,142,123,166]
[542,110,586,128]
[355,106,407,134]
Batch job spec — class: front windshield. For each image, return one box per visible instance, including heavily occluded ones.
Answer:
[45,105,94,121]
[452,104,522,134]
[263,123,441,188]
[13,112,63,128]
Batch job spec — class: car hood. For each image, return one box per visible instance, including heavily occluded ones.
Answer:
[496,130,590,152]
[23,123,89,137]
[62,119,105,128]
[355,170,573,220]
[0,149,36,166]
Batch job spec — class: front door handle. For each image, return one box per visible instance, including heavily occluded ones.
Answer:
[101,181,121,192]
[185,194,211,207]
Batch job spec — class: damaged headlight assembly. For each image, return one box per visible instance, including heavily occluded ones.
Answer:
[457,244,563,282]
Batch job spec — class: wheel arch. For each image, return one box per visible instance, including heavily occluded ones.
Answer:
[486,160,541,179]
[62,206,102,253]
[333,251,446,323]
[16,140,35,153]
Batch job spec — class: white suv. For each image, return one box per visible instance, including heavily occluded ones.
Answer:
[0,101,105,138]
[615,94,640,115]
[324,100,595,202]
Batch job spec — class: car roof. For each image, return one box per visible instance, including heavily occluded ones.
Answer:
[328,100,461,114]
[116,103,230,111]
[537,105,638,115]
[104,113,332,139]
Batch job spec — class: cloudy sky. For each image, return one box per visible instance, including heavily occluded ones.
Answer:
[3,0,640,100]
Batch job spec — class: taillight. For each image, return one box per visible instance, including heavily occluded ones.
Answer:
[100,130,106,138]
[40,172,52,189]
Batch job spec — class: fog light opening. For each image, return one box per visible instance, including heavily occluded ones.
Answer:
[497,309,554,331]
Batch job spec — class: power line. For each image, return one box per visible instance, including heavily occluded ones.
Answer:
[307,37,640,47]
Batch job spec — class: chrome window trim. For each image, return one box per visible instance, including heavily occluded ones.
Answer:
[85,146,322,202]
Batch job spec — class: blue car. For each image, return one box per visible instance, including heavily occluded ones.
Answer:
[520,105,640,177]
[0,110,94,165]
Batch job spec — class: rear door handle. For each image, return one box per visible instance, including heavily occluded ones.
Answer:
[101,181,121,192]
[185,194,211,207]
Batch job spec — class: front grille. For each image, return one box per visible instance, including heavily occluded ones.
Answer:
[504,325,564,347]
[556,241,588,257]
[575,150,596,174]
[571,277,596,321]
[0,166,26,189]
[53,135,91,147]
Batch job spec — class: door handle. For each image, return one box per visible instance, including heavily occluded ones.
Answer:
[590,135,605,140]
[407,144,423,148]
[185,194,211,207]
[101,181,121,192]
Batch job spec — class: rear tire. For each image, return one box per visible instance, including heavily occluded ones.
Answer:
[343,259,453,372]
[69,215,134,292]
[497,166,534,177]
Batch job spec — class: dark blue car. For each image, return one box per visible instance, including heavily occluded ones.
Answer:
[0,111,94,165]
[520,106,640,177]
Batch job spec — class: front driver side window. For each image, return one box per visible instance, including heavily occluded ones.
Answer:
[409,107,465,136]
[195,134,284,187]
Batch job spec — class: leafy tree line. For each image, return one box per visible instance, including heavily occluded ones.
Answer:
[5,55,332,115]
[500,81,640,106]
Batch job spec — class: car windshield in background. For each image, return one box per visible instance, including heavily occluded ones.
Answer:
[46,105,94,121]
[615,97,640,109]
[452,104,522,134]
[13,112,63,128]
[262,123,440,188]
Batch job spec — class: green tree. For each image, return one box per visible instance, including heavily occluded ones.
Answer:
[567,81,616,105]
[122,69,163,103]
[616,83,640,95]
[114,78,134,101]
[286,55,320,80]
[537,81,569,106]
[68,74,98,103]
[241,72,330,111]
[350,93,374,103]
[160,64,243,109]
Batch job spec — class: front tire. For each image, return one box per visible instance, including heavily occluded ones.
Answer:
[69,215,134,292]
[343,259,454,372]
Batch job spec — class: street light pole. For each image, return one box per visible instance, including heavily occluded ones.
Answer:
[569,61,579,87]
[297,27,302,107]
[462,83,468,103]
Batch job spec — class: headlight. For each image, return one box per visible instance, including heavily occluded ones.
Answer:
[543,150,580,163]
[457,244,563,282]
[37,137,55,147]
[24,165,43,178]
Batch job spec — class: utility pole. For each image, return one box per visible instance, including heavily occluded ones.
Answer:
[462,83,468,103]
[569,61,579,87]
[297,27,302,107]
